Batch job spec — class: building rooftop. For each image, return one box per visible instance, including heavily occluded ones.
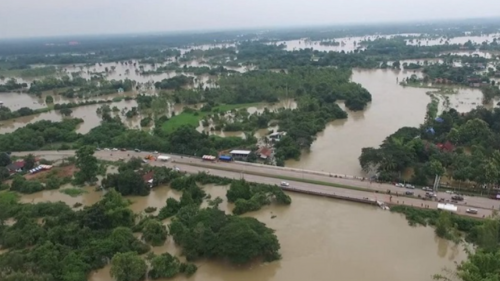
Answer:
[230,150,251,155]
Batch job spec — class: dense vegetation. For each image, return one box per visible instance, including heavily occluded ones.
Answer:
[0,119,83,152]
[0,190,150,281]
[169,205,282,264]
[0,106,50,121]
[227,180,291,215]
[359,108,500,195]
[0,156,289,279]
[164,66,370,163]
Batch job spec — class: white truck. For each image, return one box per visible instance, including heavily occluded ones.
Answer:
[157,155,171,162]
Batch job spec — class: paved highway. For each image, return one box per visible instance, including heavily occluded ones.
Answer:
[14,150,499,218]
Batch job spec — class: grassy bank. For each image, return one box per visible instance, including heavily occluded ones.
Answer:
[161,102,260,133]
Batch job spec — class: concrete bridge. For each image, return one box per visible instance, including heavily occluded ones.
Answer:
[12,150,500,218]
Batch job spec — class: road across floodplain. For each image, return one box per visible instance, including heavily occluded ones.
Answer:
[13,150,499,218]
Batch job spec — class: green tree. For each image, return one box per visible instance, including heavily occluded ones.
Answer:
[110,252,147,281]
[0,152,11,166]
[180,263,198,277]
[226,180,252,202]
[435,211,453,239]
[457,118,492,146]
[74,146,99,184]
[455,250,500,281]
[476,219,500,252]
[158,198,182,219]
[23,154,36,170]
[102,169,149,196]
[45,95,54,104]
[149,253,180,279]
[142,219,168,246]
[0,167,10,181]
[60,108,73,116]
[429,160,445,177]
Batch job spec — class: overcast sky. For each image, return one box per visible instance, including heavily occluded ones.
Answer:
[1,0,500,38]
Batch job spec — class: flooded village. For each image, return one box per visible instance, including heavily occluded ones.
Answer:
[1,11,500,281]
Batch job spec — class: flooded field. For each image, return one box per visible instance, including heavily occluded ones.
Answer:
[406,33,500,46]
[18,183,463,281]
[0,99,141,134]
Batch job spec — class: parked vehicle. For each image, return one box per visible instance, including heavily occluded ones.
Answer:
[280,181,290,187]
[395,183,404,187]
[425,192,437,199]
[422,187,432,191]
[491,194,500,200]
[134,148,141,152]
[405,184,415,189]
[451,195,464,201]
[466,208,478,215]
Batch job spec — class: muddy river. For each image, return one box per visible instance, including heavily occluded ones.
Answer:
[18,183,466,281]
[285,68,487,176]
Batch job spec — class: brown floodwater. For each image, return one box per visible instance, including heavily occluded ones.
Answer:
[19,184,101,207]
[0,99,141,134]
[278,34,422,53]
[0,92,46,110]
[285,68,483,176]
[82,184,465,281]
[407,34,500,46]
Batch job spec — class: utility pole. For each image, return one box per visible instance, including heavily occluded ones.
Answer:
[433,174,441,193]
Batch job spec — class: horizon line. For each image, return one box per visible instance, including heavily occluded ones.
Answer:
[1,16,499,42]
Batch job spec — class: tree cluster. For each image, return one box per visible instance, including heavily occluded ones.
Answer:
[360,108,500,194]
[226,179,292,215]
[0,119,83,152]
[169,205,282,264]
[0,190,149,281]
